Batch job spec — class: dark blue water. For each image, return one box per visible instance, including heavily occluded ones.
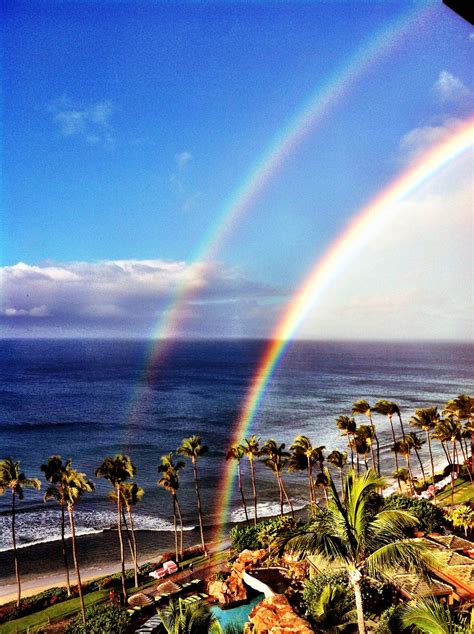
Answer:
[1,339,472,558]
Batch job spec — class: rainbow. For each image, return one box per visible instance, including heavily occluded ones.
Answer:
[213,117,474,537]
[123,5,431,435]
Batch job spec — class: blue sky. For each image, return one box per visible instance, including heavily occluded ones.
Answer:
[2,1,473,338]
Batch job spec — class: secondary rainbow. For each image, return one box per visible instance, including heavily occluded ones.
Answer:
[122,5,431,436]
[213,117,474,537]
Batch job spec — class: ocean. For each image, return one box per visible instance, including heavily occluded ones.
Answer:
[0,339,472,585]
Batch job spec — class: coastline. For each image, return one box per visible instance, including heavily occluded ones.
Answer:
[0,451,467,606]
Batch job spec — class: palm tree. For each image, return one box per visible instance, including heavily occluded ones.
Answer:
[356,425,376,472]
[405,432,427,485]
[392,440,415,495]
[41,455,72,596]
[289,435,318,505]
[241,435,260,526]
[178,436,208,556]
[285,469,435,634]
[352,400,380,474]
[434,417,461,506]
[160,598,221,633]
[261,440,294,517]
[226,445,249,524]
[158,453,185,561]
[0,458,41,608]
[109,482,144,587]
[410,407,440,504]
[313,445,328,504]
[62,464,94,625]
[336,415,357,469]
[444,394,474,473]
[402,598,469,634]
[449,504,474,537]
[393,467,411,495]
[96,454,136,602]
[327,450,347,501]
[373,400,403,491]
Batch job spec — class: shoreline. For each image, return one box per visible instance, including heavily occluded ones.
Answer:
[0,451,468,606]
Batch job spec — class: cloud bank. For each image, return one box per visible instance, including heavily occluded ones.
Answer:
[1,259,284,338]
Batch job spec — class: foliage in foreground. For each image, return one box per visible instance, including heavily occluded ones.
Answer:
[160,599,221,633]
[303,570,392,623]
[66,605,130,634]
[385,494,445,533]
[401,598,470,634]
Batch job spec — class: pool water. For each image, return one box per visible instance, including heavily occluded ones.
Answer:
[211,594,264,627]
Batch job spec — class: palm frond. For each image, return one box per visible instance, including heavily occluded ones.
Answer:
[401,598,468,634]
[365,539,438,580]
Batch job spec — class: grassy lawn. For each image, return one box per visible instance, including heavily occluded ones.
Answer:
[437,476,473,506]
[2,590,108,634]
[3,551,226,633]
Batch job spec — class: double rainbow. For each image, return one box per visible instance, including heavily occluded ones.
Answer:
[123,5,430,434]
[214,117,474,536]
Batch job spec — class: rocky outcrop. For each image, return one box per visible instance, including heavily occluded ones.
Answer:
[208,572,247,606]
[207,549,268,607]
[244,594,313,633]
[232,549,268,576]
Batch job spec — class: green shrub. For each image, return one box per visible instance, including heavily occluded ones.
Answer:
[386,494,445,533]
[304,571,391,620]
[213,571,228,582]
[230,525,259,551]
[303,573,354,627]
[375,605,407,633]
[66,605,130,634]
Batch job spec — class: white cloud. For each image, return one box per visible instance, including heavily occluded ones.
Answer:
[48,97,115,146]
[175,151,193,168]
[433,71,472,104]
[399,117,462,161]
[296,154,473,340]
[0,259,284,337]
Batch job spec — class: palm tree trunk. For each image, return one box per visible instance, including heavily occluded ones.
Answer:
[413,448,427,484]
[350,570,366,634]
[349,438,354,470]
[175,495,184,560]
[458,439,473,482]
[128,508,140,586]
[67,504,86,625]
[405,454,415,495]
[368,413,380,474]
[368,443,376,472]
[237,461,249,524]
[116,485,127,603]
[249,458,258,526]
[397,412,406,440]
[356,453,360,475]
[389,419,402,493]
[280,476,294,517]
[307,458,314,504]
[122,508,138,588]
[363,454,368,472]
[60,503,71,596]
[276,473,284,516]
[192,460,207,556]
[11,491,21,609]
[172,496,178,562]
[441,440,452,465]
[426,430,437,505]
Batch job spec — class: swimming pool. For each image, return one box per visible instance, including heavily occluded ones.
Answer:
[211,594,264,627]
